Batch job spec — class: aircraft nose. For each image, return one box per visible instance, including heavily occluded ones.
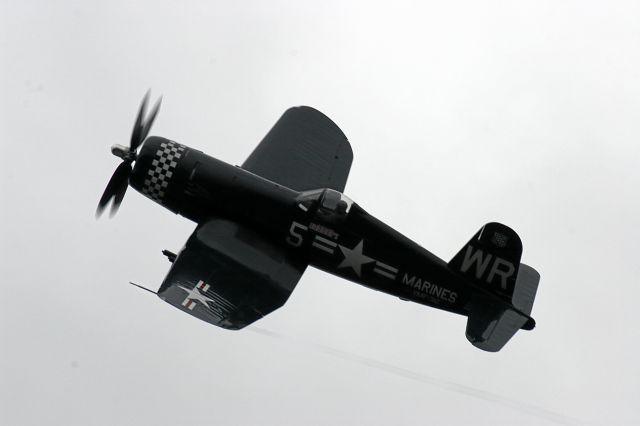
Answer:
[130,136,187,205]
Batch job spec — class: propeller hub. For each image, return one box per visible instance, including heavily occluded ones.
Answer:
[111,144,136,162]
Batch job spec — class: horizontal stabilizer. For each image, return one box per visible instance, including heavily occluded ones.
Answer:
[465,296,529,352]
[511,263,540,315]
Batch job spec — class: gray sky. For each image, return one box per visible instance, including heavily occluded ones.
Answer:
[1,1,639,425]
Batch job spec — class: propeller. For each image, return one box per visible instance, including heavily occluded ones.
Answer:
[96,91,162,218]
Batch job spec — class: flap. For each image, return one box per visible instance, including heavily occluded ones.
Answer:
[157,219,307,329]
[242,106,353,192]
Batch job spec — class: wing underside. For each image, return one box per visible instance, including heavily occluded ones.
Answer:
[157,219,307,329]
[242,106,353,192]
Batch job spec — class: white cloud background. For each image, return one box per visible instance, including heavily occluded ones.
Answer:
[1,1,639,425]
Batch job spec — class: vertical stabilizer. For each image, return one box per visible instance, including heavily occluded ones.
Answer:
[451,223,539,351]
[448,222,523,299]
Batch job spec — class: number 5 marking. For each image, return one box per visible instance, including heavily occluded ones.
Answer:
[286,221,308,247]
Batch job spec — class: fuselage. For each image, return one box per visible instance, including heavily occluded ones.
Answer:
[129,137,489,318]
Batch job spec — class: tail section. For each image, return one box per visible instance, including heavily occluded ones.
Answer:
[511,263,540,316]
[449,222,523,299]
[449,223,540,352]
[465,296,530,352]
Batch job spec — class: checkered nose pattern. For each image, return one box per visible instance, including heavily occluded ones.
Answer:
[141,141,186,203]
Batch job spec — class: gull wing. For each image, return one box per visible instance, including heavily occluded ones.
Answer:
[157,218,307,329]
[242,106,353,192]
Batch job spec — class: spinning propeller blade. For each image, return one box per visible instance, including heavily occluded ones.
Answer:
[139,96,162,148]
[96,91,161,218]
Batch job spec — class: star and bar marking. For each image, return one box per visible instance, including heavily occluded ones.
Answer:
[286,220,399,281]
[178,280,214,310]
[334,239,398,280]
[337,240,375,277]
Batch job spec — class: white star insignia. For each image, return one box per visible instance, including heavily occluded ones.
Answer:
[338,240,375,277]
[178,285,214,309]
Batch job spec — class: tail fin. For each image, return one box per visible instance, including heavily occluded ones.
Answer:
[449,223,540,351]
[448,222,523,298]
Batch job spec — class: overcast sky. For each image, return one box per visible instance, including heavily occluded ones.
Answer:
[2,1,639,425]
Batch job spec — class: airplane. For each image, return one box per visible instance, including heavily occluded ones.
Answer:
[97,92,540,352]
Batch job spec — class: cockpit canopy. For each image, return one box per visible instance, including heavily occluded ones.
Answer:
[297,188,354,224]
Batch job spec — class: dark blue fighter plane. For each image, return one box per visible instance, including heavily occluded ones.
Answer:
[97,93,540,352]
